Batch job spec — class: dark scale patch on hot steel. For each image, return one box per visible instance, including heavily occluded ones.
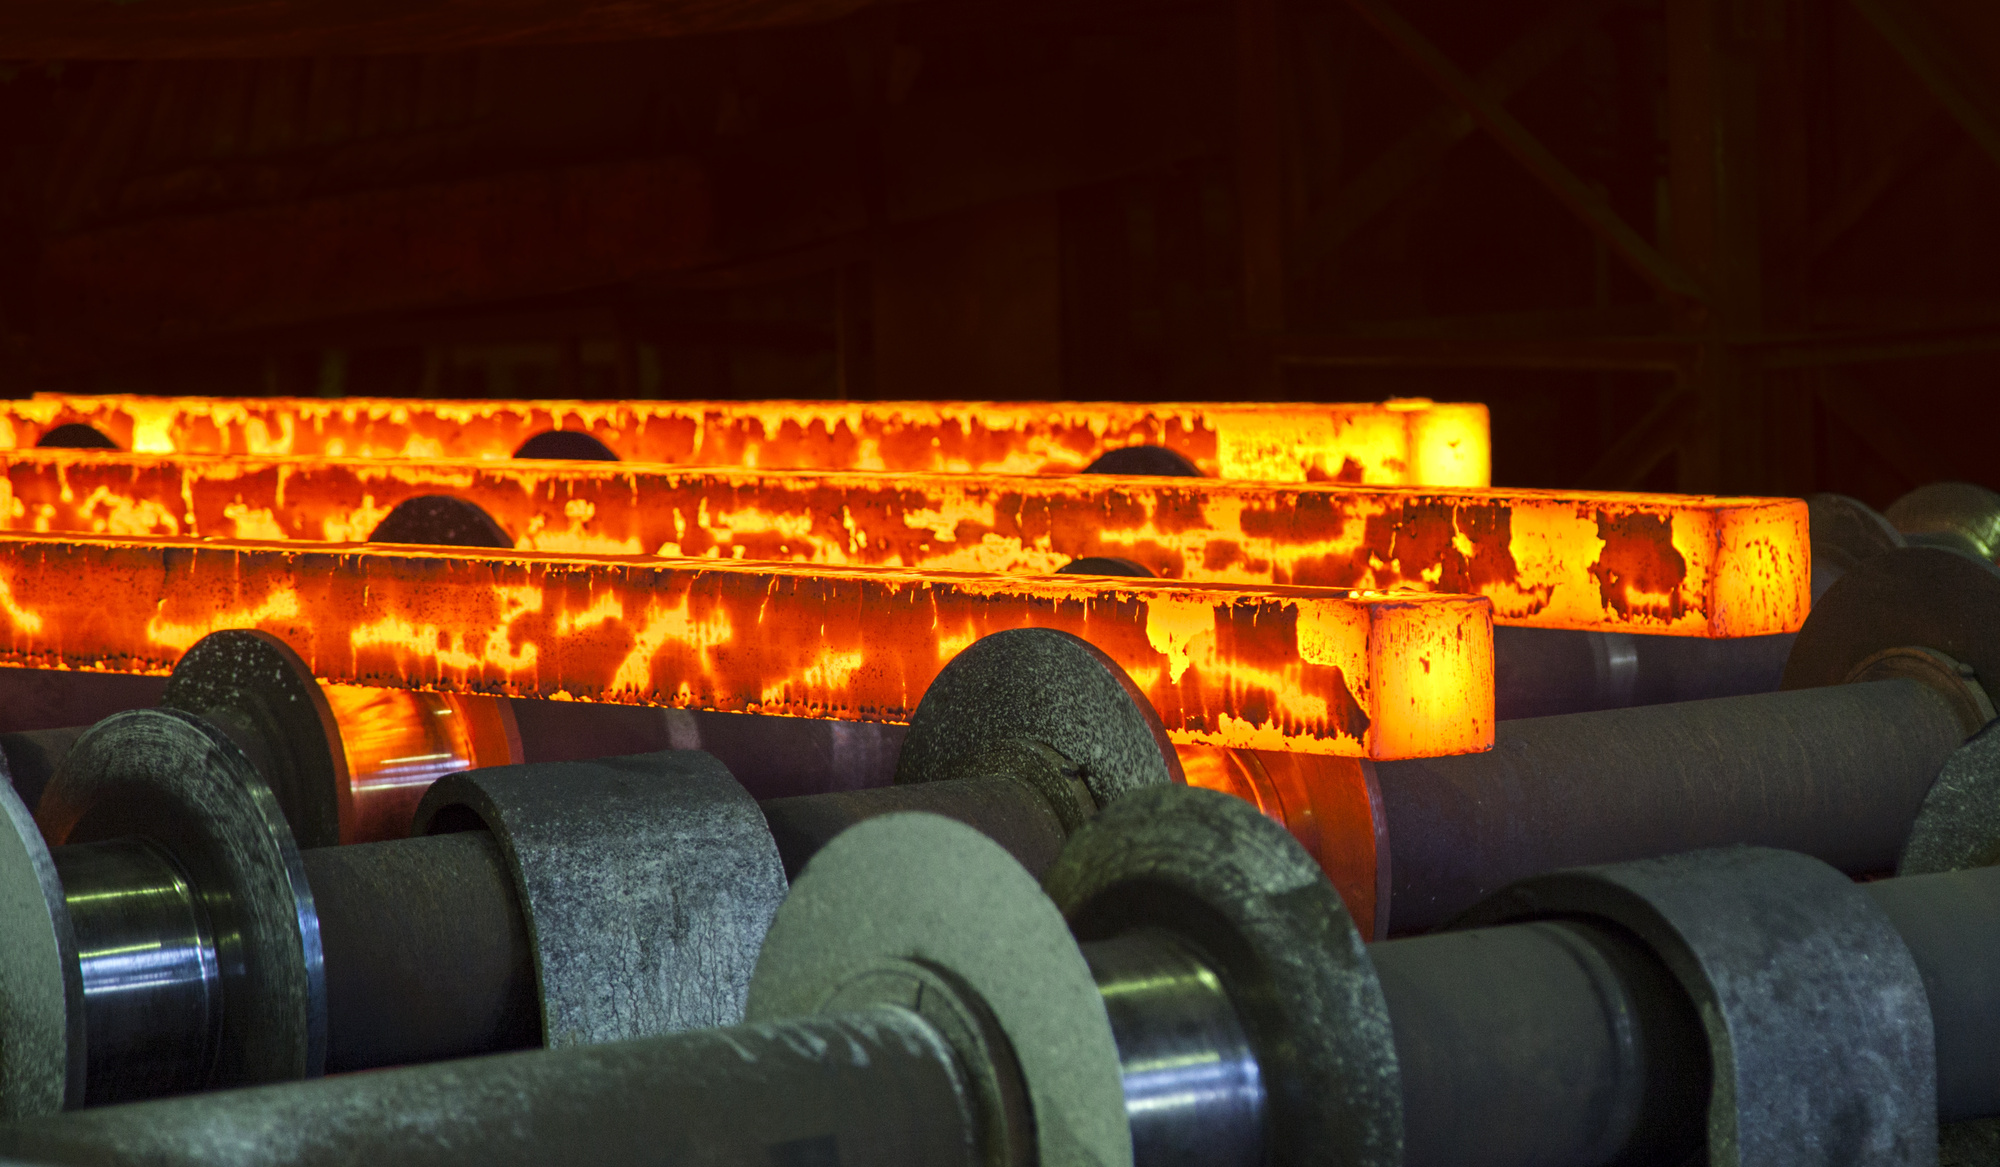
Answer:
[1590,510,1690,621]
[1210,602,1372,746]
[1363,499,1526,596]
[1304,456,1367,483]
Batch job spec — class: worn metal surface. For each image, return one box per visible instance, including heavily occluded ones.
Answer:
[0,775,80,1118]
[761,774,1069,880]
[51,840,219,1104]
[1887,482,2000,564]
[161,630,347,850]
[1491,626,1639,719]
[1376,678,1967,932]
[1046,785,1399,1167]
[897,628,1183,816]
[1079,929,1267,1167]
[1806,493,1907,573]
[1847,646,1998,738]
[0,727,87,813]
[0,1007,974,1167]
[1862,865,2000,1123]
[366,495,515,549]
[1370,919,1706,1167]
[749,813,1129,1167]
[1459,847,1936,1167]
[414,751,785,1044]
[38,708,325,1087]
[1784,546,2000,695]
[302,832,537,1072]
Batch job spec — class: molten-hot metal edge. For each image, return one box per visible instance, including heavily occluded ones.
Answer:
[0,532,1494,760]
[6,395,1491,486]
[0,449,1805,636]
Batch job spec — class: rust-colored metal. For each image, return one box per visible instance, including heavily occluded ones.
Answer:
[0,532,1493,760]
[1178,743,1384,937]
[321,684,523,844]
[0,449,1806,637]
[4,394,1492,485]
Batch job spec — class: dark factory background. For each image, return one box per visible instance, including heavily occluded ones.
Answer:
[0,0,1994,506]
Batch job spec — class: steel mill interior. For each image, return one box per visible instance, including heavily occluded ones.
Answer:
[0,1,1997,1166]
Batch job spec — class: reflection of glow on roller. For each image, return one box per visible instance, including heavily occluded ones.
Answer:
[0,532,1492,760]
[3,395,1491,485]
[320,685,522,844]
[1178,744,1383,937]
[0,449,1806,636]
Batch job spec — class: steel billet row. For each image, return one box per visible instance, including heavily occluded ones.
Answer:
[4,783,1997,1167]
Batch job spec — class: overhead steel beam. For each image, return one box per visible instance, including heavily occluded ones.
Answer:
[1344,0,1710,305]
[1851,0,2000,174]
[0,0,906,58]
[1269,332,1693,372]
[1301,0,1607,271]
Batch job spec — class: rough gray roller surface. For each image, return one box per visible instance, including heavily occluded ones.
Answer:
[414,750,786,1045]
[1885,482,2000,563]
[750,813,1130,1167]
[1375,679,1966,932]
[1782,546,2000,695]
[1807,493,1906,573]
[0,773,80,1117]
[161,629,346,849]
[1900,719,2000,876]
[1459,846,1937,1167]
[0,1008,972,1167]
[896,627,1180,807]
[1044,785,1401,1167]
[38,708,325,1085]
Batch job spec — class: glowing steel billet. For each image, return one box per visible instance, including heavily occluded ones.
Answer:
[4,394,1491,485]
[0,450,1806,636]
[0,533,1494,760]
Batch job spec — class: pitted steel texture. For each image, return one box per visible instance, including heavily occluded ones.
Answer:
[1459,846,1937,1167]
[415,750,786,1044]
[749,813,1130,1167]
[0,774,81,1118]
[161,629,348,850]
[896,627,1182,818]
[1046,785,1400,1167]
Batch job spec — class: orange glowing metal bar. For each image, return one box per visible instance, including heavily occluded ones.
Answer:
[0,450,1806,637]
[0,533,1494,760]
[4,394,1491,486]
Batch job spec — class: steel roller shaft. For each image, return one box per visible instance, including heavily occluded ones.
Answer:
[2,1007,979,1167]
[2,712,790,1113]
[9,791,2000,1167]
